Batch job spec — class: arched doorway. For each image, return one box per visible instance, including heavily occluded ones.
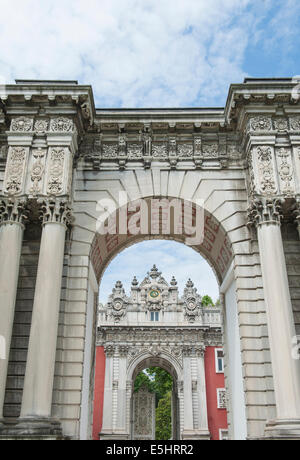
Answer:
[131,359,179,441]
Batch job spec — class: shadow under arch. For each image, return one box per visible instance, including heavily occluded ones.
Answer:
[90,196,233,287]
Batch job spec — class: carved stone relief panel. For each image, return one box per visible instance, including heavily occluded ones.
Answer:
[276,148,295,196]
[45,147,73,196]
[4,147,29,195]
[251,146,278,196]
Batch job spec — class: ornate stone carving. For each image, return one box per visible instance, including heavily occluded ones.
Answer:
[30,149,46,196]
[104,345,115,358]
[178,144,193,157]
[247,198,283,227]
[256,146,277,195]
[34,119,49,133]
[107,281,128,322]
[50,117,74,132]
[290,117,300,131]
[202,143,219,157]
[183,279,202,323]
[250,116,272,131]
[46,148,65,195]
[40,198,73,226]
[152,143,168,157]
[273,118,288,131]
[102,143,118,158]
[128,143,143,159]
[4,147,28,195]
[10,117,33,132]
[133,385,155,440]
[0,197,28,225]
[277,148,294,196]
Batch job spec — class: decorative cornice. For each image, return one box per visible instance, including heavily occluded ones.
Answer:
[0,196,28,226]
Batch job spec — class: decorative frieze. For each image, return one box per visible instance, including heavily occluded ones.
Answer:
[0,196,28,225]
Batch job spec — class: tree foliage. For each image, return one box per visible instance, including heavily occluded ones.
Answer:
[156,391,172,440]
[202,295,214,307]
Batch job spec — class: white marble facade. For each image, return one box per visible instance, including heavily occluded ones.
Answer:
[0,79,300,439]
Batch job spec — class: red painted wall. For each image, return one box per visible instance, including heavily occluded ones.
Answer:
[92,346,106,440]
[205,346,228,440]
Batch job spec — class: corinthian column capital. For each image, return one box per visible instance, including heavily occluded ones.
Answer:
[39,197,74,227]
[247,197,283,228]
[0,196,28,227]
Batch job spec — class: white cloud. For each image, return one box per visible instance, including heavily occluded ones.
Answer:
[0,0,272,107]
[0,1,298,106]
[99,240,219,304]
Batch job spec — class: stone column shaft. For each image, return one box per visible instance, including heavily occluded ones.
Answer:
[0,198,26,419]
[258,222,300,420]
[196,353,209,430]
[21,199,71,420]
[250,199,300,436]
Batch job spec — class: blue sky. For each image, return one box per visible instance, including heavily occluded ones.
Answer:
[0,0,299,298]
[99,240,219,304]
[0,0,299,108]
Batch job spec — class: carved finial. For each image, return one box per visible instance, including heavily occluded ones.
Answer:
[171,276,177,286]
[186,279,194,288]
[115,280,123,289]
[149,265,161,280]
[132,276,138,286]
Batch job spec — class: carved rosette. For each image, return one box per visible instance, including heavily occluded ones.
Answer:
[39,198,73,227]
[10,117,34,132]
[0,197,28,226]
[247,198,283,227]
[50,117,74,132]
[4,147,28,195]
[249,116,272,132]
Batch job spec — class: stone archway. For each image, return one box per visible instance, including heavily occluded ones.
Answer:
[1,79,300,441]
[130,356,180,441]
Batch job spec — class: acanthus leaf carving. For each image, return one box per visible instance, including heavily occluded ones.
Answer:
[256,146,277,195]
[30,149,46,196]
[0,196,28,226]
[39,197,73,227]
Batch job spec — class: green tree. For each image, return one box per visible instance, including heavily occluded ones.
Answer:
[156,391,172,440]
[202,295,214,307]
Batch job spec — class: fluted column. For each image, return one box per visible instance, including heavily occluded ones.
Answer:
[20,198,72,426]
[0,197,27,419]
[249,199,300,438]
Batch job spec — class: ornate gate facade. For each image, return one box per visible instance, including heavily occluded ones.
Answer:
[0,78,300,440]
